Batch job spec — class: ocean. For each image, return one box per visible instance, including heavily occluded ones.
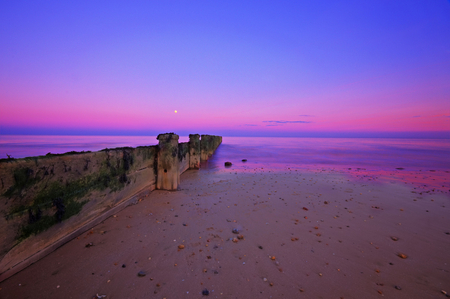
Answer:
[1,135,449,192]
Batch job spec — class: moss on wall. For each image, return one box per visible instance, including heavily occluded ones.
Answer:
[17,198,87,241]
[3,146,157,242]
[178,143,189,162]
[3,167,40,198]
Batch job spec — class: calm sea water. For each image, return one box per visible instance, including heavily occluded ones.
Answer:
[1,135,449,172]
[1,135,449,192]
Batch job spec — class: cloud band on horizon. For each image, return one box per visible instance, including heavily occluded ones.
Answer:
[263,120,312,124]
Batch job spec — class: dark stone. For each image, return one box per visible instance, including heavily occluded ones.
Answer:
[242,159,247,162]
[232,228,239,234]
[202,289,209,296]
[224,162,232,167]
[137,271,146,277]
[394,286,402,290]
[122,264,126,268]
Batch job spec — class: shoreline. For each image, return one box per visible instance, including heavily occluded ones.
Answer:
[0,166,449,298]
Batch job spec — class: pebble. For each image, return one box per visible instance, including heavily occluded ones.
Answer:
[394,285,402,290]
[397,253,408,259]
[137,271,146,277]
[202,288,210,296]
[232,228,239,234]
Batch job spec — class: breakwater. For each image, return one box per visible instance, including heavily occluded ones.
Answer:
[0,133,221,282]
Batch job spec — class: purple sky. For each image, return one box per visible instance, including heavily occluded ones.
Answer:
[1,1,449,137]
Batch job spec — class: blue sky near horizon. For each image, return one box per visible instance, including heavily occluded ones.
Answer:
[0,1,449,137]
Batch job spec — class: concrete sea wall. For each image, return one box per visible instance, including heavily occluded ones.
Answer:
[0,133,221,282]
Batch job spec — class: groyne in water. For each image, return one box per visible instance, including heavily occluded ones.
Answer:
[0,133,222,282]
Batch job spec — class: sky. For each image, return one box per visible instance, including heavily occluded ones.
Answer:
[1,1,449,138]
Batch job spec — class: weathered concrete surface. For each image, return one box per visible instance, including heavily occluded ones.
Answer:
[156,133,180,191]
[0,133,221,282]
[200,135,222,161]
[0,146,156,281]
[178,142,190,175]
[189,134,200,169]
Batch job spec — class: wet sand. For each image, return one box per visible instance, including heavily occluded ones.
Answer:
[1,167,449,299]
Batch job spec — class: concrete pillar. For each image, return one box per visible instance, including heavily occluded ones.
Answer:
[200,135,210,162]
[189,134,200,169]
[156,133,180,190]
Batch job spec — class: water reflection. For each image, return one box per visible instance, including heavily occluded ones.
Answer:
[203,137,450,194]
[2,135,449,194]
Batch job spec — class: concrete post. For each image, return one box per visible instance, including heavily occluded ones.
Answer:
[156,133,180,190]
[200,135,210,162]
[189,134,200,169]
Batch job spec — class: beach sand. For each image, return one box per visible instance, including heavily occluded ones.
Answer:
[0,166,449,299]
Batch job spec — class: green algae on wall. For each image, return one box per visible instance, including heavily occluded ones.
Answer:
[2,146,156,242]
[178,143,189,162]
[17,198,87,241]
[0,135,222,283]
[3,167,40,198]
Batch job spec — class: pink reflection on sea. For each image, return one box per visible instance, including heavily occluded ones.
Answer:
[202,137,450,196]
[342,167,450,194]
[1,135,449,195]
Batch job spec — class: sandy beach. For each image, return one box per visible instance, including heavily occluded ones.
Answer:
[0,166,449,299]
